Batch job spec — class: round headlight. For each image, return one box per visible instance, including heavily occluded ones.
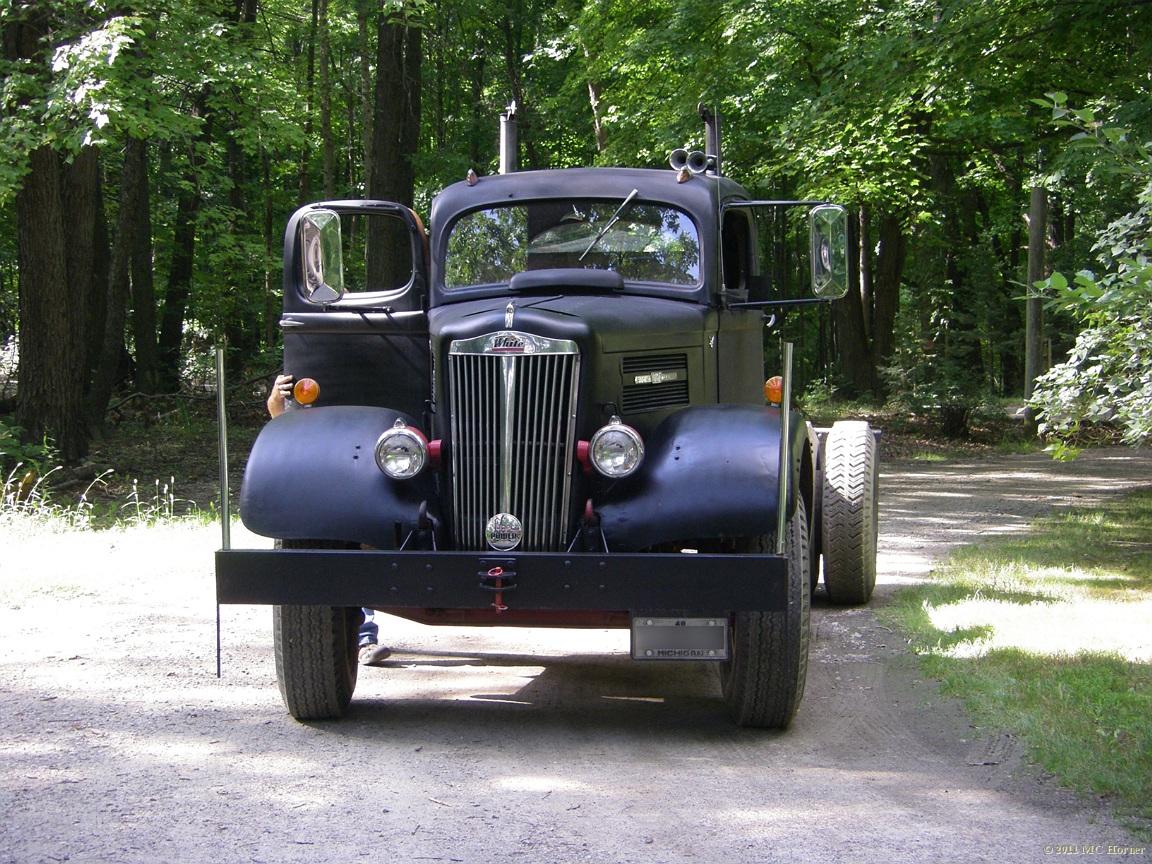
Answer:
[375,419,429,479]
[589,417,644,478]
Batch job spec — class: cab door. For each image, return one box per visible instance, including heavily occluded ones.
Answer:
[715,204,767,404]
[280,201,431,422]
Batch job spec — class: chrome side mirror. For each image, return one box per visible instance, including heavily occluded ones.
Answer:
[809,204,849,300]
[300,209,345,304]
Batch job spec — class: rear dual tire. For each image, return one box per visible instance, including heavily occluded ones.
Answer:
[821,421,879,606]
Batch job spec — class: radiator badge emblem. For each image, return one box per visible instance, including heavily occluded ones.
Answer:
[489,333,530,353]
[485,512,523,551]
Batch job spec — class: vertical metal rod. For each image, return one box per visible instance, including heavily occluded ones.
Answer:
[215,347,229,679]
[216,347,231,551]
[776,342,794,555]
[499,101,518,175]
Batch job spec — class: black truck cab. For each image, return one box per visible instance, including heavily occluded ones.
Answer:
[216,116,878,729]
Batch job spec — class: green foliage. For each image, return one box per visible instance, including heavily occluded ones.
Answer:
[0,3,149,203]
[0,418,58,475]
[1030,95,1152,449]
[882,338,988,438]
[2,0,1151,448]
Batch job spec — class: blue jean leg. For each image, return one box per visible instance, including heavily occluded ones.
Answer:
[359,608,378,646]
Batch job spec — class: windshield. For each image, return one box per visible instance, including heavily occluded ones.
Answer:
[444,200,701,289]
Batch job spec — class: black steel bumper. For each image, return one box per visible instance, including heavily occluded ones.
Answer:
[215,548,787,612]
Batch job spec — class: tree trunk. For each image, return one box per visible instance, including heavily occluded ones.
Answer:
[469,50,486,166]
[403,25,422,182]
[87,137,147,425]
[584,47,607,153]
[831,291,875,399]
[928,153,984,438]
[319,0,335,198]
[261,148,279,350]
[857,205,872,341]
[1023,185,1047,432]
[66,146,104,387]
[871,212,906,384]
[222,3,260,372]
[15,147,89,460]
[366,15,422,286]
[222,131,259,374]
[298,0,318,204]
[359,6,374,192]
[131,140,160,395]
[157,174,201,393]
[831,211,875,399]
[5,10,98,460]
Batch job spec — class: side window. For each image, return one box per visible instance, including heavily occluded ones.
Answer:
[721,209,752,299]
[287,202,427,314]
[339,211,417,295]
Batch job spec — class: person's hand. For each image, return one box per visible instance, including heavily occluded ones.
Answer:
[267,374,295,418]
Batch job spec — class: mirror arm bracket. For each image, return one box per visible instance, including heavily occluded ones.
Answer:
[728,298,830,310]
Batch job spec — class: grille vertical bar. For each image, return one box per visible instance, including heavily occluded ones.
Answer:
[448,333,580,552]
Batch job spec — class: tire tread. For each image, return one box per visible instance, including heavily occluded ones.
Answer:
[720,505,810,728]
[822,421,879,605]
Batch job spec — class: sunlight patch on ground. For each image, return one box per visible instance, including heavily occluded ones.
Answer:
[374,663,547,703]
[926,597,1152,661]
[492,775,589,793]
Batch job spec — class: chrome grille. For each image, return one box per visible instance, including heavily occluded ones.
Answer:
[447,332,581,551]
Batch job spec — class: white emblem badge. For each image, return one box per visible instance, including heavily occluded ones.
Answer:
[485,513,523,551]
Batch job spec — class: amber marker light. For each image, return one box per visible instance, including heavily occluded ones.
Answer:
[293,377,320,405]
[765,376,783,405]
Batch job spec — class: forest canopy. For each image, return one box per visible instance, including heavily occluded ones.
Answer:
[1,0,1150,459]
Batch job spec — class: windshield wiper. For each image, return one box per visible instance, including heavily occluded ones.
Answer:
[579,188,639,261]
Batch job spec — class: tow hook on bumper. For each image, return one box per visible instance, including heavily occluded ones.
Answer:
[478,559,517,612]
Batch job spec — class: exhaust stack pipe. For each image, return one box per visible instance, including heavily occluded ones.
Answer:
[699,103,721,176]
[669,106,724,178]
[499,101,518,174]
[691,104,718,176]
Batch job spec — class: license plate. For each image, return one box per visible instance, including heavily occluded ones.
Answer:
[631,615,729,660]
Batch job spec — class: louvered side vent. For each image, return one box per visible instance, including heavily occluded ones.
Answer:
[621,353,689,413]
[447,332,581,552]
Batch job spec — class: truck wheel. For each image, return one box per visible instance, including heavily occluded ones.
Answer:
[718,503,810,729]
[274,604,361,720]
[273,541,361,721]
[821,420,879,605]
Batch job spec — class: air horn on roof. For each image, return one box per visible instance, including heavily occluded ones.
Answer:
[669,148,712,174]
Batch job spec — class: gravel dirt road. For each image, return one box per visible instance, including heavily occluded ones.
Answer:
[3,447,1151,863]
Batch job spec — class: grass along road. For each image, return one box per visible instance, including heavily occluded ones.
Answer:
[882,483,1152,835]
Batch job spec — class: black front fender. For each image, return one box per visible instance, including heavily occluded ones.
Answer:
[239,406,439,549]
[597,404,809,551]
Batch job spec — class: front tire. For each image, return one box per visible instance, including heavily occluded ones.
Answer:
[273,541,361,721]
[821,421,879,605]
[719,503,810,729]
